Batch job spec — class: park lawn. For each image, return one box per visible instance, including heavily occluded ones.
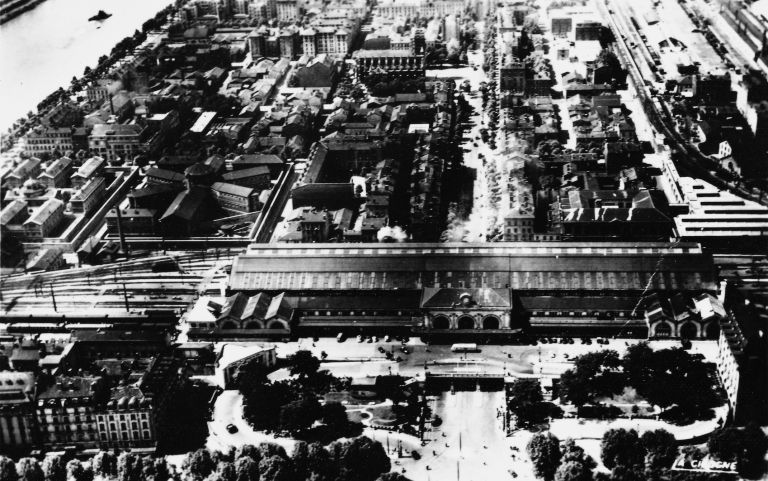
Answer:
[367,405,399,425]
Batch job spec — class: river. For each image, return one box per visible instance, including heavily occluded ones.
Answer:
[0,0,170,130]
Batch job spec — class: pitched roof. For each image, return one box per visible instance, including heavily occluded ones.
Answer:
[266,292,292,319]
[91,123,143,137]
[9,157,41,179]
[24,198,64,226]
[160,188,207,221]
[211,181,255,197]
[1,200,28,226]
[146,167,185,183]
[232,154,284,166]
[222,166,271,180]
[128,183,180,199]
[72,157,104,178]
[40,157,73,178]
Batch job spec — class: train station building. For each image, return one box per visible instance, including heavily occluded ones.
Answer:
[221,242,721,340]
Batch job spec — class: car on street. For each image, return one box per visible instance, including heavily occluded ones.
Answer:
[226,424,238,434]
[378,346,386,353]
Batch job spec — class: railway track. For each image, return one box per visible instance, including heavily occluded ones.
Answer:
[0,251,234,314]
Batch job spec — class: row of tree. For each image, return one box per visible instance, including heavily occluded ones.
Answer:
[526,424,768,481]
[559,344,719,422]
[0,437,413,481]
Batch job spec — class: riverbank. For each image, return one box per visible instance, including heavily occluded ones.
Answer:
[0,0,47,25]
[0,0,171,132]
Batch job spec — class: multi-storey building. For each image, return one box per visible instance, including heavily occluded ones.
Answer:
[500,58,526,92]
[211,182,260,214]
[23,127,87,157]
[503,210,535,241]
[276,0,299,22]
[36,377,106,450]
[98,389,155,448]
[69,177,106,215]
[353,50,425,83]
[23,198,65,240]
[87,79,115,104]
[5,157,42,188]
[37,156,73,188]
[96,355,185,450]
[248,0,268,21]
[376,0,464,18]
[574,22,604,41]
[0,200,30,234]
[0,372,36,452]
[106,208,158,236]
[300,26,350,58]
[221,166,272,189]
[217,344,277,388]
[716,285,768,424]
[70,156,105,189]
[278,29,301,59]
[88,123,157,162]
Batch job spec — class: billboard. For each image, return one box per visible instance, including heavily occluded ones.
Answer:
[671,454,738,474]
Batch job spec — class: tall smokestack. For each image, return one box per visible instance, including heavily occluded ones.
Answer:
[114,207,129,258]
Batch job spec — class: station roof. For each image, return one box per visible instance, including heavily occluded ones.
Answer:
[229,243,715,292]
